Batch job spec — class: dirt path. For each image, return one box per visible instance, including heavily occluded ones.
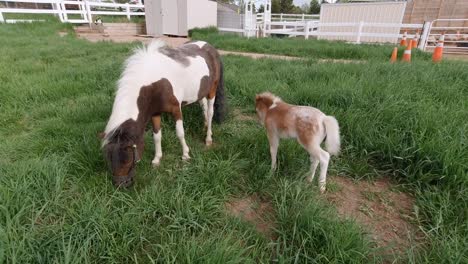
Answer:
[74,31,364,63]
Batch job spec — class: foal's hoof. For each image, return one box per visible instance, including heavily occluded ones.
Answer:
[182,155,191,161]
[151,160,161,167]
[205,140,213,146]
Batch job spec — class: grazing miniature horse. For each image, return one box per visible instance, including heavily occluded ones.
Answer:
[255,92,340,193]
[101,40,225,187]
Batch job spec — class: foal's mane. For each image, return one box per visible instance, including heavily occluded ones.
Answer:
[257,92,282,102]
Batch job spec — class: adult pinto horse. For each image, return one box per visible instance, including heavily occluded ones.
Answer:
[100,40,225,187]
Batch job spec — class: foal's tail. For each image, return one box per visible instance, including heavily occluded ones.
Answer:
[323,116,341,156]
[213,60,226,123]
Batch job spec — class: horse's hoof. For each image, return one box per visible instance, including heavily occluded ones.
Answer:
[320,186,326,194]
[151,159,161,167]
[182,155,190,161]
[205,140,212,146]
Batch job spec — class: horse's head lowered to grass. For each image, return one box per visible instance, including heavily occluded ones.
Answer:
[100,40,225,187]
[101,122,145,187]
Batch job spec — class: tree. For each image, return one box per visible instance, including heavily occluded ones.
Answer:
[258,4,265,13]
[279,0,294,13]
[300,3,310,14]
[271,0,280,13]
[309,0,321,14]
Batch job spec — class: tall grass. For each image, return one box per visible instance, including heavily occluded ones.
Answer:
[0,22,466,263]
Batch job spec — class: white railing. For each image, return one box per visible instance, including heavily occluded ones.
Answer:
[0,0,145,24]
[423,19,468,54]
[271,13,320,22]
[262,20,425,46]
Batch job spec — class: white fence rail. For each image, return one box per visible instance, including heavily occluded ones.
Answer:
[423,19,468,54]
[262,20,424,45]
[0,0,145,24]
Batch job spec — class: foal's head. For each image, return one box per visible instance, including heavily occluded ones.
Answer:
[255,92,282,124]
[101,127,143,187]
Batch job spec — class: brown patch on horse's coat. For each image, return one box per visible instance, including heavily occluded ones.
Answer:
[151,115,161,133]
[326,177,423,257]
[138,78,181,120]
[225,195,276,239]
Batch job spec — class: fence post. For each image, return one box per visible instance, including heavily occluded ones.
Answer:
[280,13,283,21]
[0,11,4,23]
[302,14,304,21]
[85,0,92,25]
[126,3,130,21]
[305,21,310,39]
[419,21,432,50]
[60,1,68,22]
[56,1,64,22]
[356,21,364,44]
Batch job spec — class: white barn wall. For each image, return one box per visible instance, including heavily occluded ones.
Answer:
[319,2,407,44]
[187,0,217,30]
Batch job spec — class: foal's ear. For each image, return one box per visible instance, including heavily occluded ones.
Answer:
[98,132,106,139]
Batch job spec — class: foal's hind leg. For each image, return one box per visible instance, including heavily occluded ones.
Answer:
[151,115,163,166]
[298,133,329,193]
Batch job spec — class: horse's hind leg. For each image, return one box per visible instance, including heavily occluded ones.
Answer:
[205,97,215,146]
[151,115,163,167]
[200,98,208,129]
[172,107,190,160]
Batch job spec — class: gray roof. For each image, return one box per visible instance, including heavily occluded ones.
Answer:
[217,2,240,13]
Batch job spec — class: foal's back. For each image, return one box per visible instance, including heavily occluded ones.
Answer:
[266,102,326,139]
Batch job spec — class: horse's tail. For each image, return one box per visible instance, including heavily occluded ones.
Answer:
[213,60,226,123]
[323,115,340,156]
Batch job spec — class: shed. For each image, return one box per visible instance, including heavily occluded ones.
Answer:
[145,0,217,37]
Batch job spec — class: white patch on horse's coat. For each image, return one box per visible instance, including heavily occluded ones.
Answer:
[190,41,207,48]
[152,130,162,166]
[176,120,190,159]
[104,40,210,143]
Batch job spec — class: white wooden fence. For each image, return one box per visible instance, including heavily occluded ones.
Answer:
[0,0,144,24]
[423,18,468,54]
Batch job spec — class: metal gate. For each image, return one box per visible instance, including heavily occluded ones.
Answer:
[423,19,468,54]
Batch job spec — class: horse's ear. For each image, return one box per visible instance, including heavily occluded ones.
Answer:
[98,132,106,139]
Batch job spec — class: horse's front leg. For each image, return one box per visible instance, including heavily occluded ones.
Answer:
[205,96,215,146]
[151,115,163,167]
[173,107,190,160]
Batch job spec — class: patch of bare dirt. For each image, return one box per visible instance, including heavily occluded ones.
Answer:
[326,176,423,256]
[225,194,276,239]
[232,108,257,122]
[58,31,68,37]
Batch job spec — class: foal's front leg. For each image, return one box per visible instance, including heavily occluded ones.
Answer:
[267,130,279,171]
[151,115,163,166]
[173,108,190,160]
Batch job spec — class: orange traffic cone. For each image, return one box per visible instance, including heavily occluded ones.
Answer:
[400,31,408,47]
[432,34,445,63]
[411,31,419,49]
[390,47,398,63]
[402,43,412,62]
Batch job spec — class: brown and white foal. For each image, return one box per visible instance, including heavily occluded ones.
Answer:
[255,92,340,193]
